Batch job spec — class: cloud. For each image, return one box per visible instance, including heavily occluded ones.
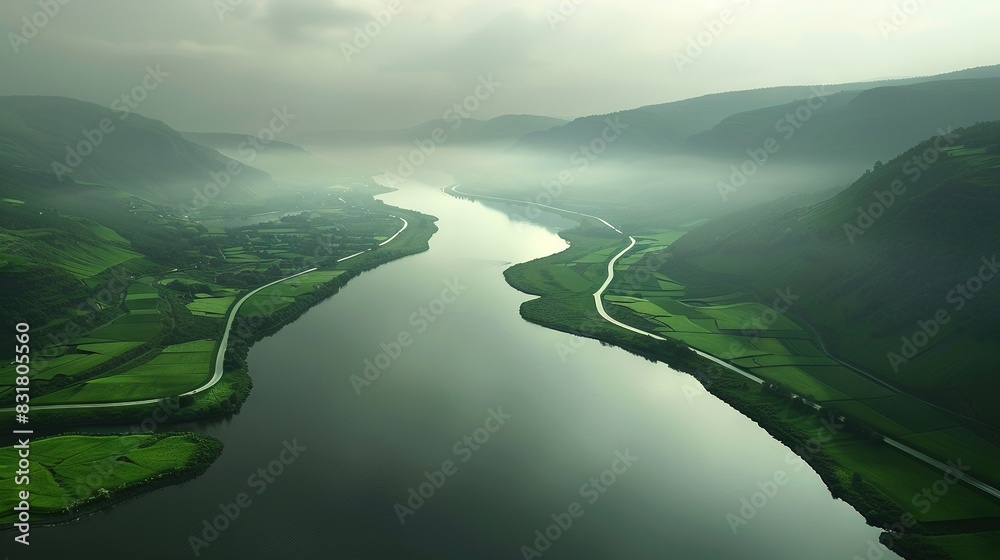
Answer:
[258,0,369,42]
[46,35,247,60]
[2,0,999,132]
[385,10,549,76]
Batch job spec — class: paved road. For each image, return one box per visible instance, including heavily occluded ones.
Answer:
[448,184,1000,500]
[5,216,411,413]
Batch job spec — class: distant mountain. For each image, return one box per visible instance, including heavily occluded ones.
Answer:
[181,132,308,154]
[182,131,350,187]
[0,96,279,208]
[688,77,1000,165]
[669,121,1000,424]
[513,65,1000,157]
[291,114,567,148]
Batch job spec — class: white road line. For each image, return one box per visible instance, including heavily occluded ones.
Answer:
[449,183,1000,499]
[8,216,411,412]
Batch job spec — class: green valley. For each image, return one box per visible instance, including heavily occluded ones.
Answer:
[456,120,1000,560]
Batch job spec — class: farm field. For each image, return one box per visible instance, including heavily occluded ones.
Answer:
[33,341,214,405]
[0,433,222,523]
[486,188,1000,560]
[602,229,1000,490]
[1,194,432,412]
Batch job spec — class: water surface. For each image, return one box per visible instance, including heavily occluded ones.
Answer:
[30,182,898,560]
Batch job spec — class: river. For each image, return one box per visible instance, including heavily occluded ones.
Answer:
[29,180,900,560]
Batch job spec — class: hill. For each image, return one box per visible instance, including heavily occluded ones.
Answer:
[182,131,351,188]
[670,121,1000,425]
[688,77,1000,165]
[181,132,308,153]
[513,65,1000,158]
[0,96,279,208]
[291,114,567,148]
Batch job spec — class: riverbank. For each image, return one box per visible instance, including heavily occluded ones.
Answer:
[15,180,919,559]
[0,432,223,529]
[450,186,999,560]
[22,205,438,429]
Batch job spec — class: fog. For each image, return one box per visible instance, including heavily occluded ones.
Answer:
[240,134,866,230]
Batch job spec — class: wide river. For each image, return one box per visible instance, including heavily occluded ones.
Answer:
[31,181,900,559]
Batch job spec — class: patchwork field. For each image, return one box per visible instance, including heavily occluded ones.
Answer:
[493,200,1000,560]
[239,268,348,317]
[33,341,214,405]
[599,229,1000,488]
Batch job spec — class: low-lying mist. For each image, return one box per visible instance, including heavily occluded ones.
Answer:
[289,140,870,229]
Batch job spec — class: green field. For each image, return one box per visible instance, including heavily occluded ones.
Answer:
[75,342,144,355]
[162,339,216,353]
[485,188,1000,560]
[33,342,213,405]
[87,321,161,342]
[0,433,222,523]
[1,227,142,279]
[0,353,114,400]
[826,439,1000,523]
[0,131,439,528]
[186,296,236,317]
[928,532,1000,560]
[240,269,348,317]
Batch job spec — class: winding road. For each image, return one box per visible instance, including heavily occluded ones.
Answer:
[5,216,410,413]
[447,184,1000,501]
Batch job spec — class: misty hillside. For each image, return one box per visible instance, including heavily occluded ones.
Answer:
[182,131,353,187]
[291,114,567,148]
[182,132,308,153]
[689,77,1000,165]
[668,121,1000,424]
[0,164,194,325]
[0,96,279,208]
[514,64,1000,158]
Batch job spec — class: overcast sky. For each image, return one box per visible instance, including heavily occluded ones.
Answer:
[2,0,998,133]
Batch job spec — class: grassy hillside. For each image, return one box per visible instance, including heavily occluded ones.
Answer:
[671,121,1000,426]
[465,121,1000,557]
